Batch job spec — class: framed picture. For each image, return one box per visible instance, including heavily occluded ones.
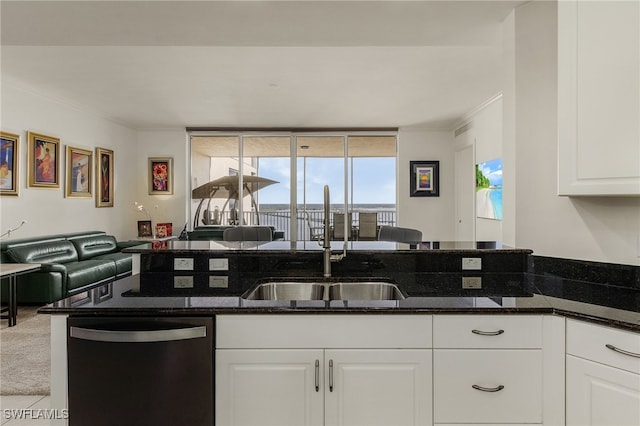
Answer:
[27,131,60,188]
[0,131,19,196]
[476,158,503,220]
[96,147,114,207]
[156,222,173,237]
[410,160,439,197]
[137,220,153,237]
[65,146,92,198]
[148,157,173,195]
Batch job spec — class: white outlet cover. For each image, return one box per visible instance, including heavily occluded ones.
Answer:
[462,257,482,270]
[174,258,194,271]
[173,276,194,288]
[209,258,229,271]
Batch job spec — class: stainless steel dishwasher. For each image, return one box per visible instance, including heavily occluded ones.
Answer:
[67,316,214,426]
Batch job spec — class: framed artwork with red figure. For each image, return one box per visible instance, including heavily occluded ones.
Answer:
[96,147,114,207]
[0,131,19,196]
[410,160,439,197]
[148,157,173,195]
[66,146,92,198]
[28,131,60,189]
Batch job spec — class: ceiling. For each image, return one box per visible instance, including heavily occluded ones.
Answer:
[0,1,526,130]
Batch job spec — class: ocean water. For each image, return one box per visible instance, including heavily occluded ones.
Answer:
[489,189,503,220]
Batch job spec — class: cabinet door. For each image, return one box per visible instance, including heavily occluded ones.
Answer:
[216,349,324,426]
[325,349,432,426]
[567,355,640,426]
[558,0,640,195]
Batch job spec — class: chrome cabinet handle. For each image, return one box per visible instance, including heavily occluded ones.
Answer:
[329,359,334,392]
[472,329,505,336]
[69,326,207,343]
[472,384,505,392]
[315,360,320,392]
[606,344,640,358]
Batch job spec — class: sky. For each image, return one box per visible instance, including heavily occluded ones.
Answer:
[254,157,396,205]
[478,158,503,188]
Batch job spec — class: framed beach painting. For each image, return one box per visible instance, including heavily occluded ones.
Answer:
[148,157,173,195]
[476,158,503,220]
[96,147,114,207]
[0,131,19,196]
[410,160,439,197]
[27,131,60,189]
[66,146,92,198]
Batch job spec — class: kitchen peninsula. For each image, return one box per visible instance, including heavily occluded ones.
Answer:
[41,240,639,426]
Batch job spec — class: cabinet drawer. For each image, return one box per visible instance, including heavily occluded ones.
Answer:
[567,319,640,374]
[434,349,542,424]
[217,315,432,349]
[433,315,542,348]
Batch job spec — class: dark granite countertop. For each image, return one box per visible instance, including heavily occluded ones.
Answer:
[40,273,639,333]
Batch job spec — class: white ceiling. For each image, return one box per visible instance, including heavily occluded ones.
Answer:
[0,1,526,130]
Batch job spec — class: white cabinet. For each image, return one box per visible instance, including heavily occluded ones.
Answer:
[432,315,564,425]
[566,319,640,426]
[216,315,432,426]
[558,0,640,196]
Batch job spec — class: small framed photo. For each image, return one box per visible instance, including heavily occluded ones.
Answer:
[148,157,173,195]
[137,220,153,237]
[156,222,173,237]
[96,147,114,207]
[0,131,19,196]
[410,160,439,197]
[27,131,60,189]
[66,146,92,198]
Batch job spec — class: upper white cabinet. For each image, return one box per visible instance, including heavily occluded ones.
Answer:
[558,0,640,196]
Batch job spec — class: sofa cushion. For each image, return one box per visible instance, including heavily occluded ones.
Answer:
[64,231,107,240]
[71,235,118,260]
[93,252,132,277]
[65,260,117,291]
[6,240,78,264]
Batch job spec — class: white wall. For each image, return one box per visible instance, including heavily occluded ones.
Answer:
[509,1,640,266]
[135,130,189,235]
[397,128,455,241]
[0,80,138,241]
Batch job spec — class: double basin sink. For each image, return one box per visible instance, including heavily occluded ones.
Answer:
[242,279,406,301]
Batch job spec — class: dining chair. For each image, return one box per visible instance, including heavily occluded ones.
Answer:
[358,212,378,241]
[333,213,352,240]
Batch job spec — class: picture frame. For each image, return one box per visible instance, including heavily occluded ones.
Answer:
[95,147,114,207]
[27,131,60,189]
[156,222,173,237]
[137,220,153,237]
[410,160,439,197]
[0,131,19,196]
[148,157,173,195]
[65,146,92,198]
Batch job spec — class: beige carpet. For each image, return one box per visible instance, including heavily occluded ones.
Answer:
[0,307,50,395]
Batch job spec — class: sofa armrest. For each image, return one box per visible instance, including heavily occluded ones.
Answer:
[38,263,68,274]
[116,240,145,250]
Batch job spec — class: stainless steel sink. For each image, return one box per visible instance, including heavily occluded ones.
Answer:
[241,280,405,301]
[328,282,406,301]
[242,281,325,300]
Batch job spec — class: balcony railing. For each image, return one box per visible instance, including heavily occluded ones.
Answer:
[202,209,396,241]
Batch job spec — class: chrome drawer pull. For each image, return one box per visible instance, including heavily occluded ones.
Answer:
[329,359,334,392]
[471,329,505,336]
[605,344,640,358]
[315,360,320,392]
[472,384,505,392]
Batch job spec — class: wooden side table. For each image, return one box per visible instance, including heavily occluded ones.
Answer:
[1,263,41,327]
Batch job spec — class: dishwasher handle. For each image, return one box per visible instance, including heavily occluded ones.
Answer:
[69,325,207,343]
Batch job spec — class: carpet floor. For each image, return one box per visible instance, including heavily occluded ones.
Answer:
[0,307,50,395]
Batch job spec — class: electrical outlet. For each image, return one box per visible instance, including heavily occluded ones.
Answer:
[462,257,482,270]
[174,276,194,288]
[462,276,482,289]
[209,276,229,288]
[174,258,194,271]
[209,258,229,271]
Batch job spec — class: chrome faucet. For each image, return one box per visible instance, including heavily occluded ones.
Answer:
[321,185,345,277]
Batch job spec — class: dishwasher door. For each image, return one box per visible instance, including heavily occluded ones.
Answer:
[67,316,213,426]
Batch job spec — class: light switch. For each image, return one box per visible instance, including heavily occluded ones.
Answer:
[209,258,229,271]
[174,258,194,271]
[209,276,229,288]
[462,257,482,270]
[174,276,194,288]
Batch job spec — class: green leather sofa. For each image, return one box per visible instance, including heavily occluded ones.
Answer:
[1,231,141,304]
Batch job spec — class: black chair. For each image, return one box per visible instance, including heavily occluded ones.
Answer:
[222,226,273,242]
[378,225,422,247]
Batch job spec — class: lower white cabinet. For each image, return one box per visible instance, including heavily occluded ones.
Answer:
[216,349,432,426]
[216,315,433,426]
[566,319,640,426]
